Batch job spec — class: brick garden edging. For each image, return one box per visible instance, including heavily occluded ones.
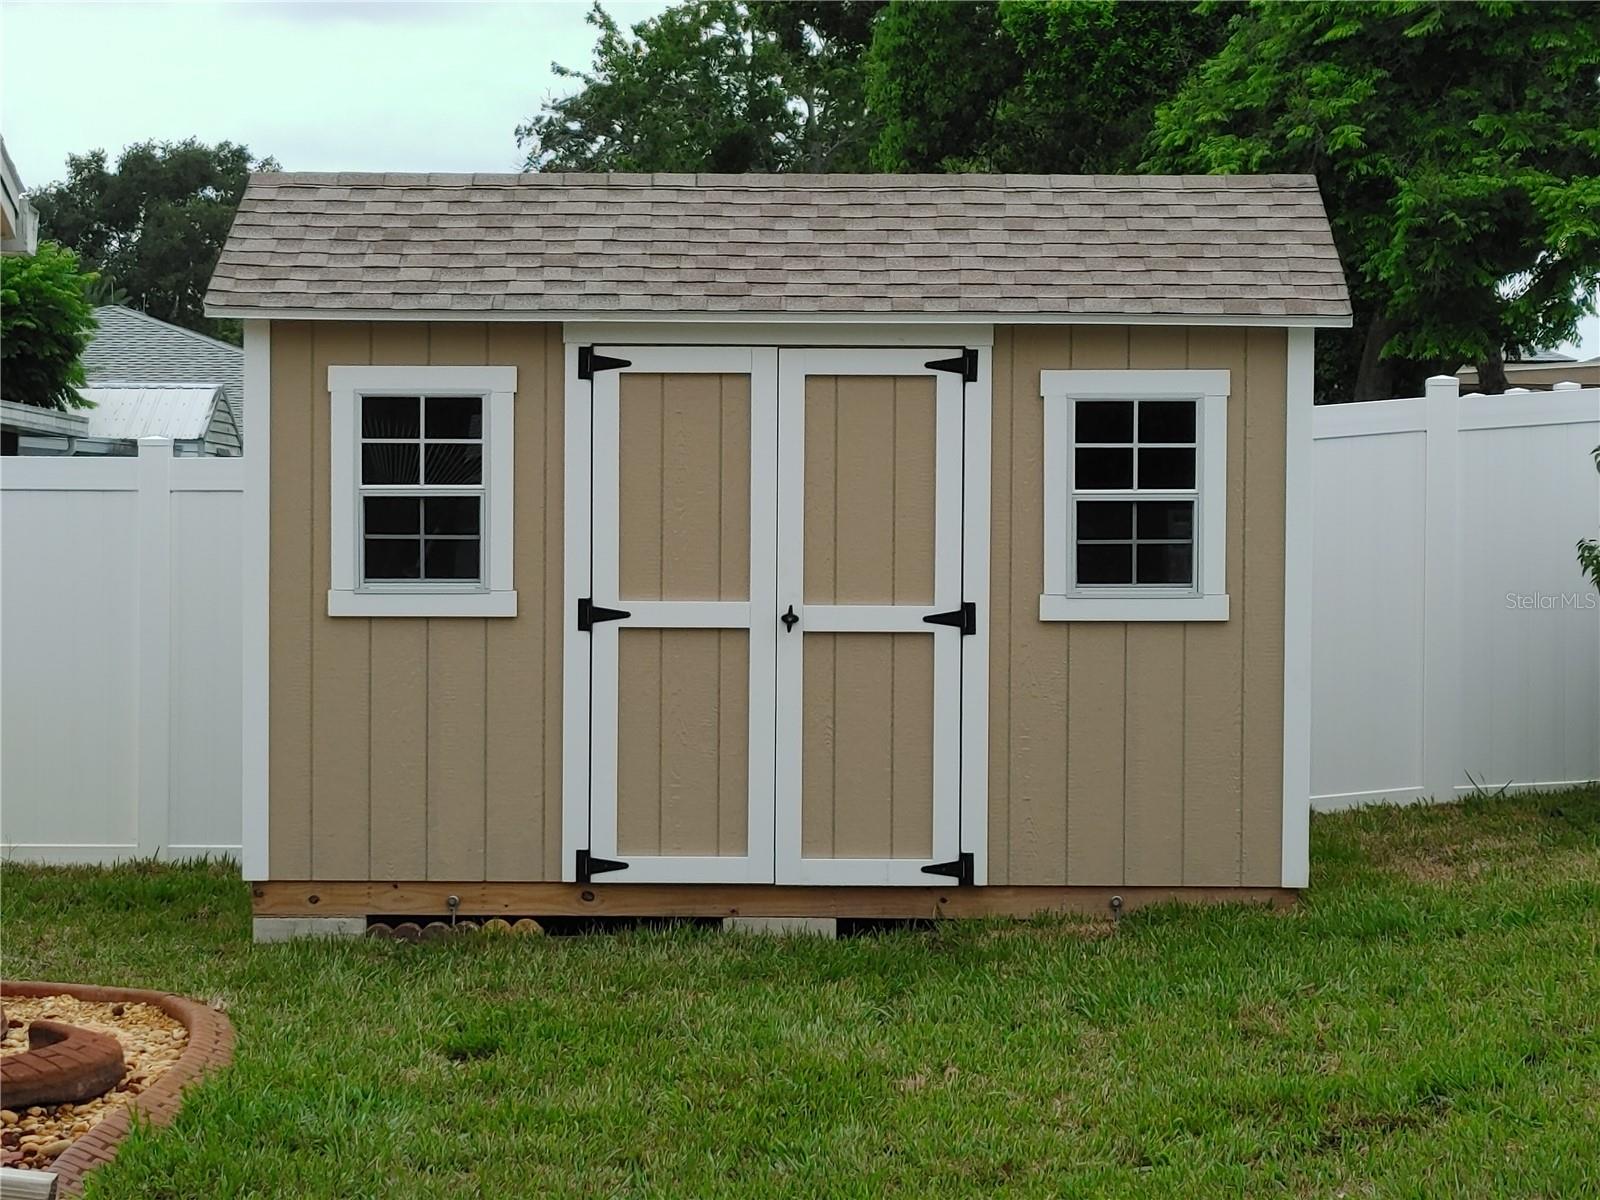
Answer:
[1,981,235,1197]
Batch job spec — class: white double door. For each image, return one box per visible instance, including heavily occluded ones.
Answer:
[570,345,982,885]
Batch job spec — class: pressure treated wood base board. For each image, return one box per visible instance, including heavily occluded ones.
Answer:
[251,881,1297,920]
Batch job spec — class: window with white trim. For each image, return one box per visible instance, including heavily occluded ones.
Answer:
[327,365,517,618]
[1040,369,1230,622]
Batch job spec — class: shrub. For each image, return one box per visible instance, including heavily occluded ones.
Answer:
[0,241,98,410]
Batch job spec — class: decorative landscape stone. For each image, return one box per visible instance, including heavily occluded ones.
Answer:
[0,983,234,1196]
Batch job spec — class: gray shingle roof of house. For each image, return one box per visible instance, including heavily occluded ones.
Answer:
[205,172,1351,323]
[83,306,247,438]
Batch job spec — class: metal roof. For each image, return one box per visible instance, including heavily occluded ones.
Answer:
[77,386,226,441]
[205,172,1352,324]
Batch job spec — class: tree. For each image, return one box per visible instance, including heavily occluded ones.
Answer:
[0,241,99,410]
[1147,1,1600,401]
[1580,446,1600,591]
[30,139,278,345]
[517,1,882,173]
[869,0,1225,174]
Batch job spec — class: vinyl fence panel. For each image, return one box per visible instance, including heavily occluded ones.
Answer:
[1312,378,1600,810]
[1,439,243,862]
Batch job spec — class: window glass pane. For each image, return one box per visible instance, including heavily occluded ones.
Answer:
[1075,447,1133,490]
[1076,401,1133,443]
[424,538,481,581]
[1135,500,1194,540]
[362,396,420,439]
[1077,500,1133,540]
[423,496,480,535]
[364,537,421,580]
[1138,400,1196,444]
[1137,542,1193,586]
[362,443,420,485]
[364,496,420,535]
[426,396,483,440]
[1138,447,1195,489]
[424,443,483,486]
[1077,543,1133,585]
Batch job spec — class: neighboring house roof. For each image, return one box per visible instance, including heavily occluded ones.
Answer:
[205,172,1352,323]
[0,399,89,437]
[82,305,247,437]
[1457,355,1600,389]
[1,136,39,255]
[77,385,239,452]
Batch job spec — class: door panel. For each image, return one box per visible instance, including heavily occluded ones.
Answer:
[801,632,934,861]
[619,372,751,602]
[804,375,937,606]
[617,627,749,858]
[776,349,966,886]
[587,348,777,883]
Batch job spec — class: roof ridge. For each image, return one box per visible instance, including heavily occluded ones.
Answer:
[81,379,224,390]
[248,170,1320,192]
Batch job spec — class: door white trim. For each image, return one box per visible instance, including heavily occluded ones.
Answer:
[961,347,992,886]
[581,346,779,884]
[772,348,973,886]
[560,343,592,882]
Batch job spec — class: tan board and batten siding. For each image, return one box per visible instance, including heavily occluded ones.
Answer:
[267,322,1285,887]
[269,321,565,882]
[989,326,1286,888]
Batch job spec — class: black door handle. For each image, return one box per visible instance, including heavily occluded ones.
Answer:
[781,604,799,632]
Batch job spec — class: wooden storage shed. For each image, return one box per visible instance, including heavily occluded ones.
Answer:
[206,172,1350,932]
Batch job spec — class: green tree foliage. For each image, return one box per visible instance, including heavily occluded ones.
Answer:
[1580,447,1600,591]
[0,241,99,410]
[517,1,882,173]
[1147,1,1600,401]
[869,0,1225,173]
[30,139,277,345]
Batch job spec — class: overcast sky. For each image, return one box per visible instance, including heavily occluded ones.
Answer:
[1,0,668,179]
[2,0,1593,357]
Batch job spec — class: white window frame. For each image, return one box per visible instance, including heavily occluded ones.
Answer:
[1040,369,1230,622]
[327,364,517,618]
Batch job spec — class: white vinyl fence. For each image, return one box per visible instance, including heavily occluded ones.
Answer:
[1312,378,1600,810]
[2,381,1596,863]
[1,439,243,862]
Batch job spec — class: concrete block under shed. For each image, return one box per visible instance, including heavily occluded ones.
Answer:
[252,917,366,943]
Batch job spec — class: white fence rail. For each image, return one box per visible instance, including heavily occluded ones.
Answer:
[1312,378,1600,810]
[3,382,1595,863]
[1,439,243,862]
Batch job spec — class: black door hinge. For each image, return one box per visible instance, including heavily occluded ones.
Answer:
[922,601,976,636]
[924,348,978,382]
[576,849,628,883]
[577,597,631,632]
[921,852,974,887]
[578,346,632,381]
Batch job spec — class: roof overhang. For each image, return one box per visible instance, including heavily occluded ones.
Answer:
[209,306,1352,330]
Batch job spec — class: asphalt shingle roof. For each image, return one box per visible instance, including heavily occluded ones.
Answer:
[83,306,246,437]
[205,172,1351,322]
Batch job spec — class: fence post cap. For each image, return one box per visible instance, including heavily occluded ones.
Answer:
[1424,375,1461,400]
[1551,380,1581,391]
[1505,387,1531,394]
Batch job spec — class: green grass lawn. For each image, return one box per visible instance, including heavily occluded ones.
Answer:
[5,787,1599,1199]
